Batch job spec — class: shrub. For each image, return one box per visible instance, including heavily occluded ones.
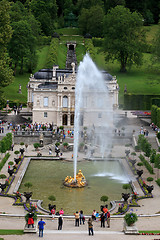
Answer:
[124,212,138,226]
[156,178,160,186]
[48,195,56,202]
[33,143,40,149]
[100,195,108,203]
[147,177,154,182]
[139,154,154,174]
[59,126,64,130]
[24,182,33,189]
[20,142,24,146]
[137,162,143,166]
[122,184,131,192]
[63,142,68,147]
[8,161,14,166]
[157,132,160,140]
[0,153,10,171]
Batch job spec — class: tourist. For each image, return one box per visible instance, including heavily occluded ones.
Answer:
[38,218,46,237]
[100,212,105,228]
[74,211,79,226]
[79,210,85,225]
[107,211,110,228]
[88,217,94,236]
[28,214,34,228]
[59,208,64,215]
[58,215,63,230]
[95,211,99,221]
[49,148,52,155]
[51,207,55,221]
[92,210,96,221]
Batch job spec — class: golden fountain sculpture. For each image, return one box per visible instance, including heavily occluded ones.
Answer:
[64,170,87,188]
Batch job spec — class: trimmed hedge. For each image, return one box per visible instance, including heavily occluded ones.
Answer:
[124,94,160,110]
[139,154,154,174]
[0,133,12,154]
[156,178,160,186]
[46,38,59,68]
[0,153,10,171]
[84,39,96,59]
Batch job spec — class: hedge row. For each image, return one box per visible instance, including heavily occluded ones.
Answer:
[84,39,96,59]
[137,134,152,157]
[0,153,10,171]
[124,94,160,110]
[46,38,59,68]
[139,154,154,174]
[151,104,160,127]
[0,133,12,154]
[156,178,160,186]
[92,37,104,47]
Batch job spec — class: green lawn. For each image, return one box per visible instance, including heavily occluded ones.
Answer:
[0,230,23,235]
[56,27,80,35]
[2,25,160,107]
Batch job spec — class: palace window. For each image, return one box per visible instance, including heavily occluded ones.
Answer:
[44,97,48,107]
[63,96,68,107]
[44,112,47,117]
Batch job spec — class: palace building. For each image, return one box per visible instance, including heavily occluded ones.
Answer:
[27,62,119,127]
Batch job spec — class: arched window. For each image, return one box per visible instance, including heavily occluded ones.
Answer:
[63,96,68,107]
[63,114,68,125]
[70,114,74,125]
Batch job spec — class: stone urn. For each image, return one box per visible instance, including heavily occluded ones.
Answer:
[122,193,130,202]
[24,192,32,202]
[136,169,143,178]
[146,185,154,194]
[14,158,20,165]
[0,183,6,192]
[8,168,14,177]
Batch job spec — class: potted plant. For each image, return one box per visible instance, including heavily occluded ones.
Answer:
[33,143,40,151]
[124,212,138,226]
[124,212,138,234]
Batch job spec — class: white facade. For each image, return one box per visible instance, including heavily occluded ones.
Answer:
[27,64,119,126]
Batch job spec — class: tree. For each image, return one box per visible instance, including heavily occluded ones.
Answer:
[24,182,33,189]
[100,195,108,204]
[152,24,160,64]
[0,1,14,92]
[78,5,104,37]
[48,195,56,202]
[8,20,37,74]
[103,6,145,72]
[30,0,57,36]
[122,183,131,192]
[76,0,104,14]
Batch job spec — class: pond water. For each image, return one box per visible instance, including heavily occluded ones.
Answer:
[19,160,130,215]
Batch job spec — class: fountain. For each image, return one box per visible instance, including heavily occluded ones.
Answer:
[64,53,114,187]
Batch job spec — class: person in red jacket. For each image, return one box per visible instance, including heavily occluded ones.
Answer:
[28,215,34,228]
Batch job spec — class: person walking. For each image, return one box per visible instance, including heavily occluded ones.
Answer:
[38,218,46,237]
[100,212,105,228]
[88,217,94,236]
[51,207,55,221]
[58,215,63,230]
[79,210,85,225]
[74,211,79,226]
[107,211,110,228]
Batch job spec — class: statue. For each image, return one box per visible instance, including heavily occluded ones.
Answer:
[19,84,22,94]
[39,132,44,147]
[64,169,87,188]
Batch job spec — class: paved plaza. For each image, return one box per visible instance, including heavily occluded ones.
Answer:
[0,110,160,239]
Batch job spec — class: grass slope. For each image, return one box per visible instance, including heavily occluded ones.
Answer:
[2,25,160,107]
